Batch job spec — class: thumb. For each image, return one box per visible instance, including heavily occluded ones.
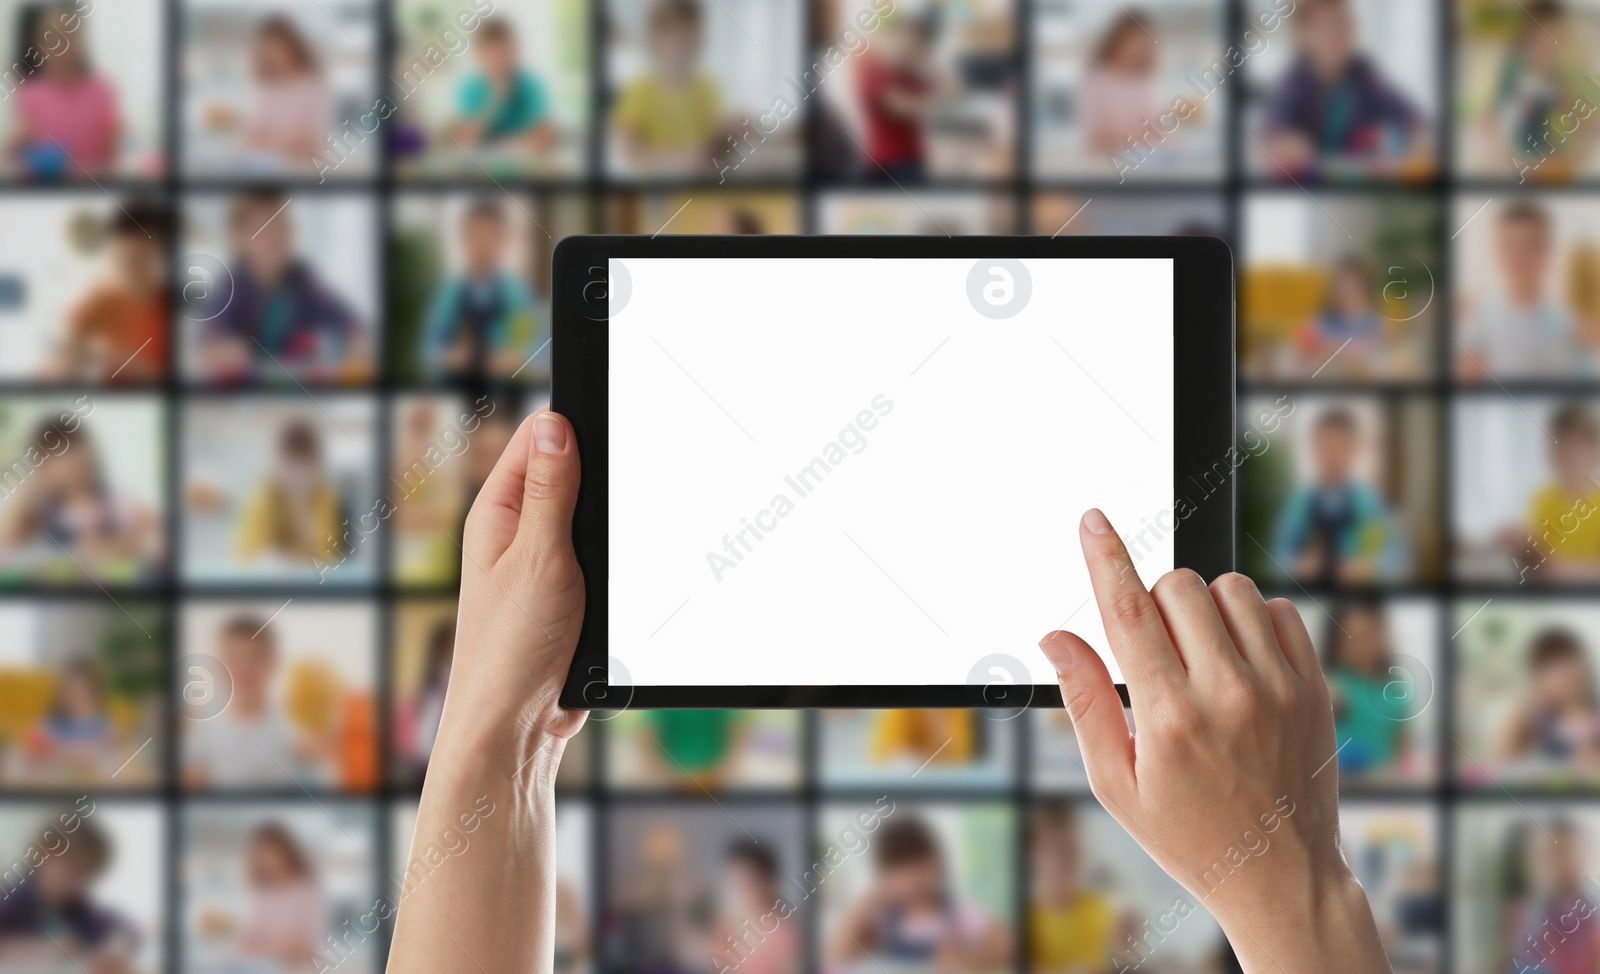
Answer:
[517,410,581,558]
[1039,630,1134,799]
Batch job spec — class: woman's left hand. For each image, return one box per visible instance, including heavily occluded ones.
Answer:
[434,409,587,768]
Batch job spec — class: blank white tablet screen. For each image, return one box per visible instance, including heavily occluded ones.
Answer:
[609,257,1173,686]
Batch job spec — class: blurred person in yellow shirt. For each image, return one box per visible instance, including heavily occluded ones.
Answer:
[1513,402,1600,582]
[1029,803,1135,974]
[235,417,348,568]
[613,0,723,175]
[870,709,976,767]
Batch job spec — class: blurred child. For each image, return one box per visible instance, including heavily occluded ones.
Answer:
[1510,403,1600,581]
[825,816,1011,971]
[708,841,798,974]
[1458,201,1586,380]
[422,198,542,379]
[200,190,366,383]
[1257,0,1427,179]
[0,811,135,970]
[26,659,115,782]
[856,13,945,182]
[614,821,701,972]
[392,400,465,584]
[1482,0,1592,180]
[1504,819,1600,973]
[1029,803,1134,974]
[44,200,170,383]
[641,709,742,790]
[869,709,977,769]
[183,615,305,789]
[234,417,349,568]
[1322,599,1413,779]
[10,1,120,179]
[206,15,330,168]
[0,421,161,578]
[707,207,765,235]
[613,0,723,174]
[1273,407,1397,585]
[1492,627,1600,775]
[1301,256,1384,377]
[449,18,556,156]
[1083,10,1163,157]
[238,823,324,964]
[395,618,455,779]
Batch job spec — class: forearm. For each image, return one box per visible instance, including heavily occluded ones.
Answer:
[387,718,567,974]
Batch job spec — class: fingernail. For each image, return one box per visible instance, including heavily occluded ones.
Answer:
[1082,508,1111,535]
[1038,632,1074,671]
[533,413,568,455]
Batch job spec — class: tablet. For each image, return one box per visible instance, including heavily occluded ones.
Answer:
[554,235,1234,710]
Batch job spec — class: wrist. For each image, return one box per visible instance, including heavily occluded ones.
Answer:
[431,707,566,794]
[1214,868,1389,974]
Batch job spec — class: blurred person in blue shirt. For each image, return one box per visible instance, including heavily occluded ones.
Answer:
[0,809,136,972]
[1274,406,1402,585]
[1321,599,1414,780]
[1256,0,1429,180]
[448,18,556,159]
[199,189,368,384]
[1299,256,1386,378]
[26,660,117,783]
[422,197,542,379]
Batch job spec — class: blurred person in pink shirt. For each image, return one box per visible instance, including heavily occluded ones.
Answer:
[205,15,331,169]
[708,841,799,974]
[244,16,331,164]
[10,1,120,179]
[1082,9,1163,157]
[1505,818,1600,974]
[199,821,326,967]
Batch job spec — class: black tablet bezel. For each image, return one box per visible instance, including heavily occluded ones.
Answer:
[553,235,1235,710]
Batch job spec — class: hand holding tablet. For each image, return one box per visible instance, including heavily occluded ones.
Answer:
[1038,509,1390,974]
[553,235,1234,709]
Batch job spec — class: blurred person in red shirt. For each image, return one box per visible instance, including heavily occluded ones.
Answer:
[856,13,948,183]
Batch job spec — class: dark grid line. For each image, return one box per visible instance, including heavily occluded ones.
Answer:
[0,2,1566,974]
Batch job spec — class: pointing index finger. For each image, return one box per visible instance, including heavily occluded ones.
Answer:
[1079,508,1187,691]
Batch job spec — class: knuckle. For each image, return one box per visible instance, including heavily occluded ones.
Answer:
[1270,671,1306,706]
[522,469,571,506]
[1151,568,1204,601]
[1210,572,1260,602]
[1218,675,1261,712]
[1110,590,1157,627]
[1060,679,1098,725]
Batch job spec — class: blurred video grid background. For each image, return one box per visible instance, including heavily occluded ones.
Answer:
[2,0,1596,970]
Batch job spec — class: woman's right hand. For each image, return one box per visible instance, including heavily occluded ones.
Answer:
[1037,509,1390,974]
